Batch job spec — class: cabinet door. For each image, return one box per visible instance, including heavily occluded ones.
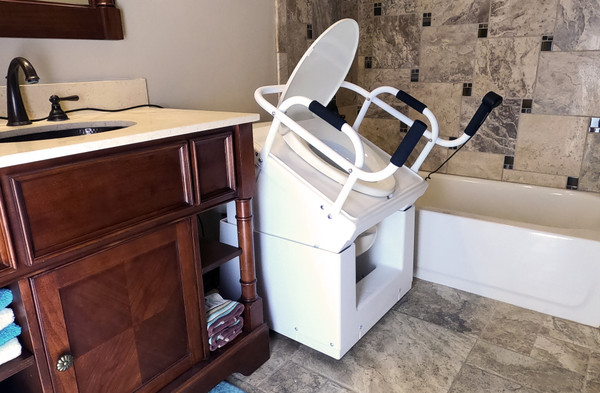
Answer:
[31,220,204,393]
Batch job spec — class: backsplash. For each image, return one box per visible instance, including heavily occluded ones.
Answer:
[276,0,600,193]
[0,79,149,121]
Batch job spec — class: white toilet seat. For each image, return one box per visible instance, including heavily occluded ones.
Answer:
[281,118,395,197]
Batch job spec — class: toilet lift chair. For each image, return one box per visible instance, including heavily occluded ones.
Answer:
[221,17,503,359]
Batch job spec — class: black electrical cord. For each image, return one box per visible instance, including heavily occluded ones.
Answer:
[0,104,164,122]
[424,136,472,181]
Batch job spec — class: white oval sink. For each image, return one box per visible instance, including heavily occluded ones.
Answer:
[0,121,136,143]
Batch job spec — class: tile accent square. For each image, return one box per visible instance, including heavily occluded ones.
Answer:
[504,155,514,169]
[462,83,472,96]
[590,117,600,133]
[423,12,432,26]
[410,69,419,82]
[566,176,579,190]
[373,2,382,16]
[521,99,533,113]
[478,23,488,38]
[542,35,554,51]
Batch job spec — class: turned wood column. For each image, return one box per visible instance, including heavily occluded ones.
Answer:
[235,197,263,331]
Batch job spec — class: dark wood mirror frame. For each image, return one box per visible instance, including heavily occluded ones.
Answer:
[0,0,123,40]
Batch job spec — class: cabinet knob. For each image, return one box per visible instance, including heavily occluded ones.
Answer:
[56,354,74,372]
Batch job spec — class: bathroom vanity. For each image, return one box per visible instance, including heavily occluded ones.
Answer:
[0,108,269,392]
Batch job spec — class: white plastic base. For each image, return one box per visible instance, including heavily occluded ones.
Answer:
[219,207,415,359]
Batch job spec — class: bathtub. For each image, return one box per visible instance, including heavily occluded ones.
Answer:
[414,172,600,327]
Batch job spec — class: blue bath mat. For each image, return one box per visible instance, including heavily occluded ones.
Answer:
[208,381,246,393]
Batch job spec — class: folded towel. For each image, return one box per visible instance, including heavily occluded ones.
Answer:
[205,293,244,337]
[0,322,21,347]
[0,337,22,366]
[209,317,243,351]
[0,289,12,309]
[0,308,15,331]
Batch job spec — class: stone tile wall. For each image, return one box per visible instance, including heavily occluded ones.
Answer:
[276,0,600,192]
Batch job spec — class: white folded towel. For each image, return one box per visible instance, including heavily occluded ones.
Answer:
[0,337,21,366]
[0,308,14,331]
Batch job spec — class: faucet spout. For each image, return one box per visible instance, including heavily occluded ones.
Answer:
[6,57,39,126]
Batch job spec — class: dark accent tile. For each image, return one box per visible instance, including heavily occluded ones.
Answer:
[423,12,432,27]
[364,56,372,69]
[478,23,488,38]
[307,24,313,40]
[541,35,553,51]
[374,2,382,16]
[589,117,600,133]
[567,176,578,190]
[521,99,533,114]
[462,83,472,97]
[411,69,419,82]
[503,155,514,170]
[400,122,408,133]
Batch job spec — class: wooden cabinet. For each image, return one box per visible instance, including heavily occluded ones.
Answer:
[0,123,269,393]
[31,221,202,393]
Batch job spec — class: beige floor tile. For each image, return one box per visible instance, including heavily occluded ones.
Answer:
[257,361,329,393]
[540,317,600,350]
[467,340,585,393]
[395,278,497,336]
[531,335,590,375]
[448,364,540,393]
[293,311,475,393]
[480,302,548,355]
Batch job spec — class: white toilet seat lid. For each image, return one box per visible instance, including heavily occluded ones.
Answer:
[279,19,396,197]
[280,19,359,113]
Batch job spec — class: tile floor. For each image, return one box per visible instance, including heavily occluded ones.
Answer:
[228,279,600,393]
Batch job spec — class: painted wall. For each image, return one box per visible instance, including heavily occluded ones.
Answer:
[0,1,277,116]
[277,0,600,193]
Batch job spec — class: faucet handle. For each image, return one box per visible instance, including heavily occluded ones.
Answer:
[48,94,79,121]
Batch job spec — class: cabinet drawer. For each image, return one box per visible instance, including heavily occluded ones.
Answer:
[190,129,236,207]
[4,142,193,264]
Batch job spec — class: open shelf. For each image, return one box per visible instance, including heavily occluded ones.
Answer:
[198,238,241,274]
[0,350,34,383]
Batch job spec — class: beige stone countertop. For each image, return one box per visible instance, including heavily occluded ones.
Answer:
[0,107,259,168]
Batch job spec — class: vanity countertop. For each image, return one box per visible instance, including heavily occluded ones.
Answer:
[0,107,259,168]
